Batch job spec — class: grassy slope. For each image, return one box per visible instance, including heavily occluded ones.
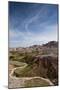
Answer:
[24,78,50,87]
[9,46,58,85]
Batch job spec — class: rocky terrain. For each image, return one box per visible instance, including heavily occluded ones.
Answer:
[9,41,58,88]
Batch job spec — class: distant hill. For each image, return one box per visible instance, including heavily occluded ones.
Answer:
[42,41,58,48]
[9,41,58,51]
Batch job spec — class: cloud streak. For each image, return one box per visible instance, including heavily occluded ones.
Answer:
[9,23,57,47]
[9,2,58,47]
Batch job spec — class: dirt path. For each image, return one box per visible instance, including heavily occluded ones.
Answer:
[9,62,54,88]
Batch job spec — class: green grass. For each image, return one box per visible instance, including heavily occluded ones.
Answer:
[14,65,33,77]
[10,61,26,67]
[24,78,50,87]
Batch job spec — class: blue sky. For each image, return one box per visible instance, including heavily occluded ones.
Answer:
[9,2,58,47]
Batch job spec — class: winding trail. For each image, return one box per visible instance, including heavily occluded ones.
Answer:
[9,61,54,88]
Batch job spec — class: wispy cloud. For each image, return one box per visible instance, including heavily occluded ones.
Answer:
[9,23,57,47]
[9,2,58,47]
[24,5,48,34]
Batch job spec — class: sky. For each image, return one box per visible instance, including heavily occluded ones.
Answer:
[9,2,58,47]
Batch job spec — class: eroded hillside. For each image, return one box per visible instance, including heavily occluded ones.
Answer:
[9,41,58,88]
